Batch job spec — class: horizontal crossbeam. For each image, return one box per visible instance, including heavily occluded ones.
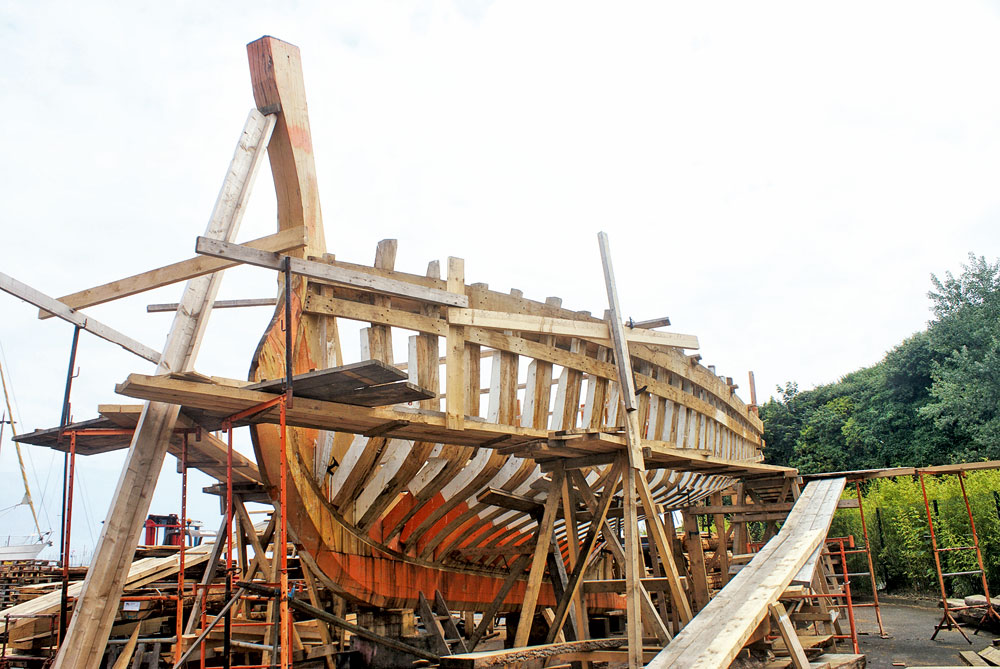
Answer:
[195,236,469,307]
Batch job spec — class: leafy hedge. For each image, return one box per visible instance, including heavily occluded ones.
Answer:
[826,471,1000,596]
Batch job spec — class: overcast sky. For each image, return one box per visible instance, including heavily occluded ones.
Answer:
[2,1,999,561]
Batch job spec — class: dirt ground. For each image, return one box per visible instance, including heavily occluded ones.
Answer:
[854,595,998,668]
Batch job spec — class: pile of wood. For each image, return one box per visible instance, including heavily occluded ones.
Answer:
[0,560,82,610]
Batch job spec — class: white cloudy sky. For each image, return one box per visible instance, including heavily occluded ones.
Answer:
[1,1,999,561]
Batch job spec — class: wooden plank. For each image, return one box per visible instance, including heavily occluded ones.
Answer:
[446,257,466,430]
[304,291,448,335]
[769,602,809,669]
[447,308,699,350]
[689,499,858,515]
[249,357,408,396]
[979,647,1000,666]
[596,232,645,470]
[40,225,301,319]
[147,297,277,312]
[321,381,433,407]
[791,546,824,587]
[247,359,435,407]
[440,638,628,669]
[1,272,162,363]
[803,460,1000,481]
[960,650,989,666]
[196,236,469,307]
[116,373,546,449]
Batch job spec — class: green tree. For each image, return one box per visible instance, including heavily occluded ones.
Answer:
[922,254,1000,459]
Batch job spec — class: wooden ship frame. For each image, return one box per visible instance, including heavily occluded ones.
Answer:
[0,36,866,669]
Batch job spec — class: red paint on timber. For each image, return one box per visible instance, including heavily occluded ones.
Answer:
[286,122,314,154]
[400,491,442,546]
[381,492,415,537]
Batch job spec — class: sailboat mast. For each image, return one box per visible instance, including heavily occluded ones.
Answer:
[0,357,44,538]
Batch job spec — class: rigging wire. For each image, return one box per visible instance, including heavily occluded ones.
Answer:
[0,336,55,533]
[0,346,44,537]
[74,467,98,548]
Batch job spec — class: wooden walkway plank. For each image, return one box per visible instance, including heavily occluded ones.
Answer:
[647,478,847,669]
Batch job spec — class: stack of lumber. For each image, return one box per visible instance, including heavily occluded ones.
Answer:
[1,543,214,648]
[0,560,65,609]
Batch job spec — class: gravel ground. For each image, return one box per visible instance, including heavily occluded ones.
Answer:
[853,595,998,668]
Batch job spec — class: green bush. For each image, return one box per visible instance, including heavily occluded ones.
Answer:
[826,471,1000,597]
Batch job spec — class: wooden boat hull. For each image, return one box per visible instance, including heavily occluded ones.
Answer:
[244,36,765,612]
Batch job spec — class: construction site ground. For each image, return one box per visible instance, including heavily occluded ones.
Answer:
[855,595,998,668]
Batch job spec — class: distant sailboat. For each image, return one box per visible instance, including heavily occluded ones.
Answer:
[0,357,51,561]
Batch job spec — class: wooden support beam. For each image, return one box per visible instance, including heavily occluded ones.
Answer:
[621,457,645,669]
[242,582,441,663]
[681,510,711,611]
[1,272,162,363]
[195,236,469,307]
[559,471,588,644]
[567,469,669,638]
[52,108,275,669]
[769,602,810,669]
[710,492,730,587]
[634,471,693,623]
[596,234,637,413]
[233,496,272,575]
[147,297,278,313]
[184,514,230,635]
[513,470,564,648]
[631,316,671,329]
[468,554,531,649]
[446,257,466,430]
[41,224,302,319]
[545,459,621,644]
[447,309,699,350]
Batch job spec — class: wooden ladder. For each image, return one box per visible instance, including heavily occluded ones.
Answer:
[417,590,469,657]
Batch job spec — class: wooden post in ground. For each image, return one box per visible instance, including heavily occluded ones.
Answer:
[710,492,730,587]
[597,231,695,664]
[598,232,645,668]
[681,509,711,611]
[769,602,809,669]
[512,469,565,648]
[52,109,275,669]
[445,257,466,431]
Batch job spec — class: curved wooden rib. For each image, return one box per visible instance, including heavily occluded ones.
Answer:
[246,36,765,611]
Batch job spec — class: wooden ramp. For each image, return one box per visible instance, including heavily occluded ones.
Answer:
[647,477,847,669]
